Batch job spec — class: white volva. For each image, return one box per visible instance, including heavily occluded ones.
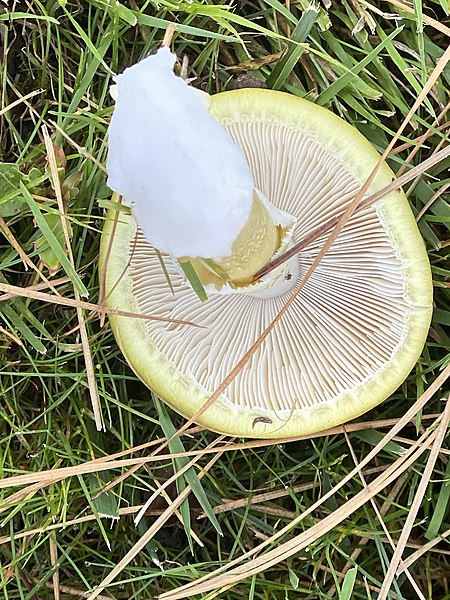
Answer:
[106,47,255,259]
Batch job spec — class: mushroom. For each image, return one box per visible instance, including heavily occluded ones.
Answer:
[101,58,432,439]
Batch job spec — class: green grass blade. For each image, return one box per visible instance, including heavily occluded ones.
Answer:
[0,12,59,23]
[0,304,46,354]
[89,472,119,520]
[154,398,222,537]
[7,298,52,342]
[135,13,236,41]
[266,6,319,90]
[339,567,358,600]
[376,24,434,116]
[60,6,114,74]
[262,0,298,25]
[178,259,207,302]
[431,308,450,326]
[190,6,284,40]
[438,0,449,14]
[155,249,175,296]
[353,430,406,457]
[104,0,137,26]
[59,29,114,136]
[425,459,450,540]
[316,27,402,106]
[20,182,88,297]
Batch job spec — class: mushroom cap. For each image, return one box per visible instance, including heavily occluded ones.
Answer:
[100,89,432,439]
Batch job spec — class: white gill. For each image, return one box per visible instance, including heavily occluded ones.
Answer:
[128,120,411,414]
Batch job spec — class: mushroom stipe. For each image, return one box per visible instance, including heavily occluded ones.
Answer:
[100,89,433,439]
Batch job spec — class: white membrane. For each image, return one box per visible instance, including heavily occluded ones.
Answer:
[107,47,253,258]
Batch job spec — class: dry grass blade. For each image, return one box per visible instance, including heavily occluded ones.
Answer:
[162,23,176,47]
[91,463,143,503]
[42,125,103,430]
[0,414,442,493]
[134,447,207,525]
[49,534,60,600]
[0,281,200,326]
[97,199,122,327]
[397,527,450,575]
[352,534,450,555]
[0,324,22,345]
[255,143,450,279]
[159,364,450,598]
[0,276,70,302]
[385,0,450,37]
[87,451,224,600]
[199,481,316,518]
[391,120,450,155]
[0,456,154,491]
[326,471,410,597]
[41,581,113,600]
[363,145,450,205]
[343,431,426,599]
[395,100,450,178]
[392,434,450,456]
[160,419,442,598]
[0,431,195,499]
[166,39,450,461]
[378,397,450,600]
[0,216,62,294]
[405,139,449,201]
[50,120,107,173]
[198,464,387,520]
[152,478,204,547]
[416,181,450,222]
[0,505,147,545]
[0,477,62,513]
[0,88,44,116]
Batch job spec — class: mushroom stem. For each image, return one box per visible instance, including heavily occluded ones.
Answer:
[179,191,300,299]
[185,190,281,288]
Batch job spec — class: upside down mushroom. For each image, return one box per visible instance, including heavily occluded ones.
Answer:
[100,47,432,439]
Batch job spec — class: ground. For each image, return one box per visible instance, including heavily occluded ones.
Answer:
[1,1,450,599]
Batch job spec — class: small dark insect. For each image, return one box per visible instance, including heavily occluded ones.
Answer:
[252,416,273,428]
[285,272,293,281]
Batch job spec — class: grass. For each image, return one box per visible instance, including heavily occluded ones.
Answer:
[1,0,450,599]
